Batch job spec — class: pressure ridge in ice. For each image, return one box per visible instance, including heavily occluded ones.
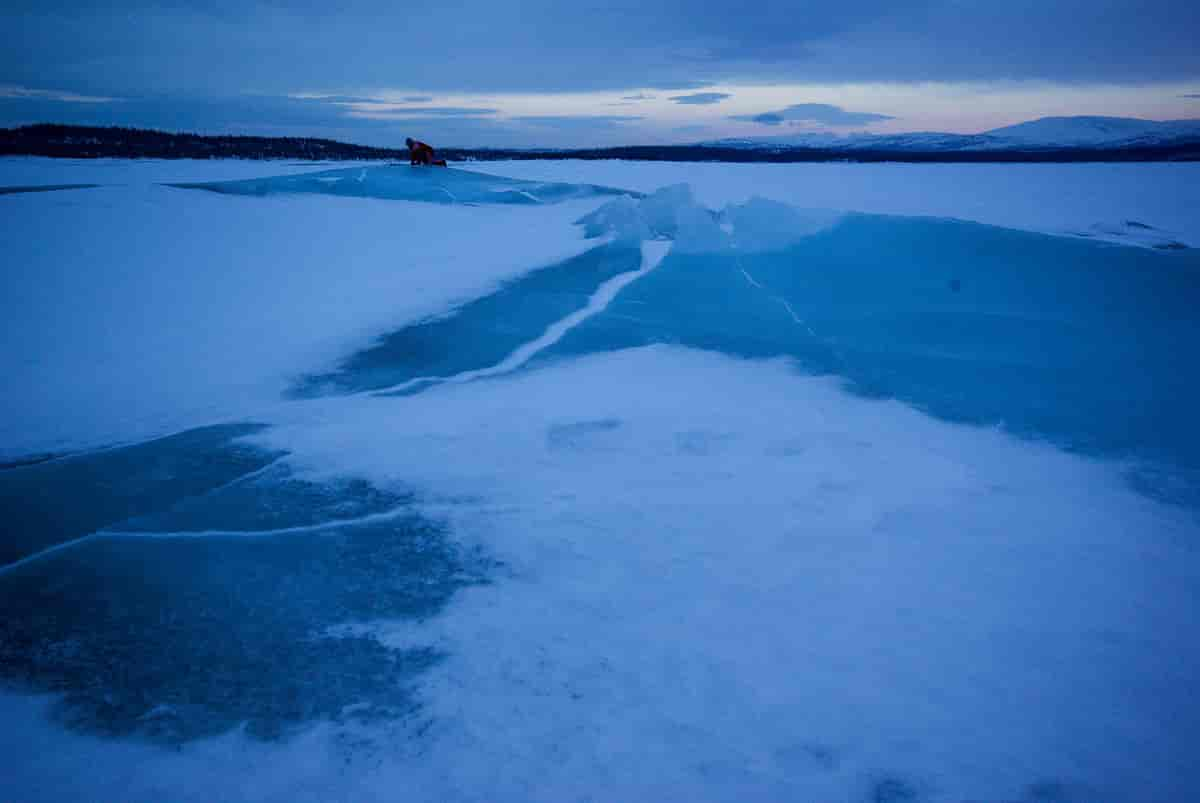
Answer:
[293,181,1200,505]
[173,164,634,205]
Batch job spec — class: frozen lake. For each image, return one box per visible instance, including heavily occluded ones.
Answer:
[2,157,1199,802]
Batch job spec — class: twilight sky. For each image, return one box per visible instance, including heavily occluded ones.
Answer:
[2,0,1199,147]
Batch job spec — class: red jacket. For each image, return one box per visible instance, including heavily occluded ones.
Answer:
[409,140,436,165]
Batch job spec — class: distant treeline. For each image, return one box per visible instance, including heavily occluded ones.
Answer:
[0,124,409,161]
[3,123,1198,163]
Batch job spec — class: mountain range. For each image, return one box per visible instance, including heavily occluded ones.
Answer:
[706,116,1200,153]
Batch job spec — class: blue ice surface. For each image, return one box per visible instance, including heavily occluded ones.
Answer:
[0,423,282,567]
[292,241,642,396]
[300,183,1200,506]
[171,164,636,205]
[548,208,1200,505]
[0,427,488,743]
[0,516,481,743]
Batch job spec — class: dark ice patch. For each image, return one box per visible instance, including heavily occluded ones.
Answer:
[111,463,410,533]
[0,423,282,568]
[1,420,488,744]
[292,243,642,397]
[0,514,488,743]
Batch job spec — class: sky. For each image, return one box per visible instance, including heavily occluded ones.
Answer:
[2,0,1199,147]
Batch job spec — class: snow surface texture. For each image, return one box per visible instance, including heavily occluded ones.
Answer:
[0,162,608,458]
[2,158,1199,803]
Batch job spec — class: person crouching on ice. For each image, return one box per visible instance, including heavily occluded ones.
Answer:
[406,137,447,167]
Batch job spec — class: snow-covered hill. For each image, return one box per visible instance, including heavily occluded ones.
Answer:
[986,115,1200,146]
[708,115,1200,152]
[708,131,1000,151]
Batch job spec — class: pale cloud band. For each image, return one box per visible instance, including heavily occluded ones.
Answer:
[0,85,116,104]
[730,103,895,127]
[669,92,732,105]
[2,80,1198,149]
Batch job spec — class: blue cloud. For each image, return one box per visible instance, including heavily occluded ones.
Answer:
[730,103,894,127]
[3,1,1196,98]
[741,112,785,125]
[669,92,731,105]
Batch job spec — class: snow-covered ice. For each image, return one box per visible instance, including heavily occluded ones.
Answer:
[0,161,607,457]
[1,157,1198,803]
[477,159,1200,249]
[175,163,633,205]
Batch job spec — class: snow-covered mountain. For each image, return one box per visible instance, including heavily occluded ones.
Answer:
[709,131,1003,151]
[986,116,1200,146]
[707,115,1200,152]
